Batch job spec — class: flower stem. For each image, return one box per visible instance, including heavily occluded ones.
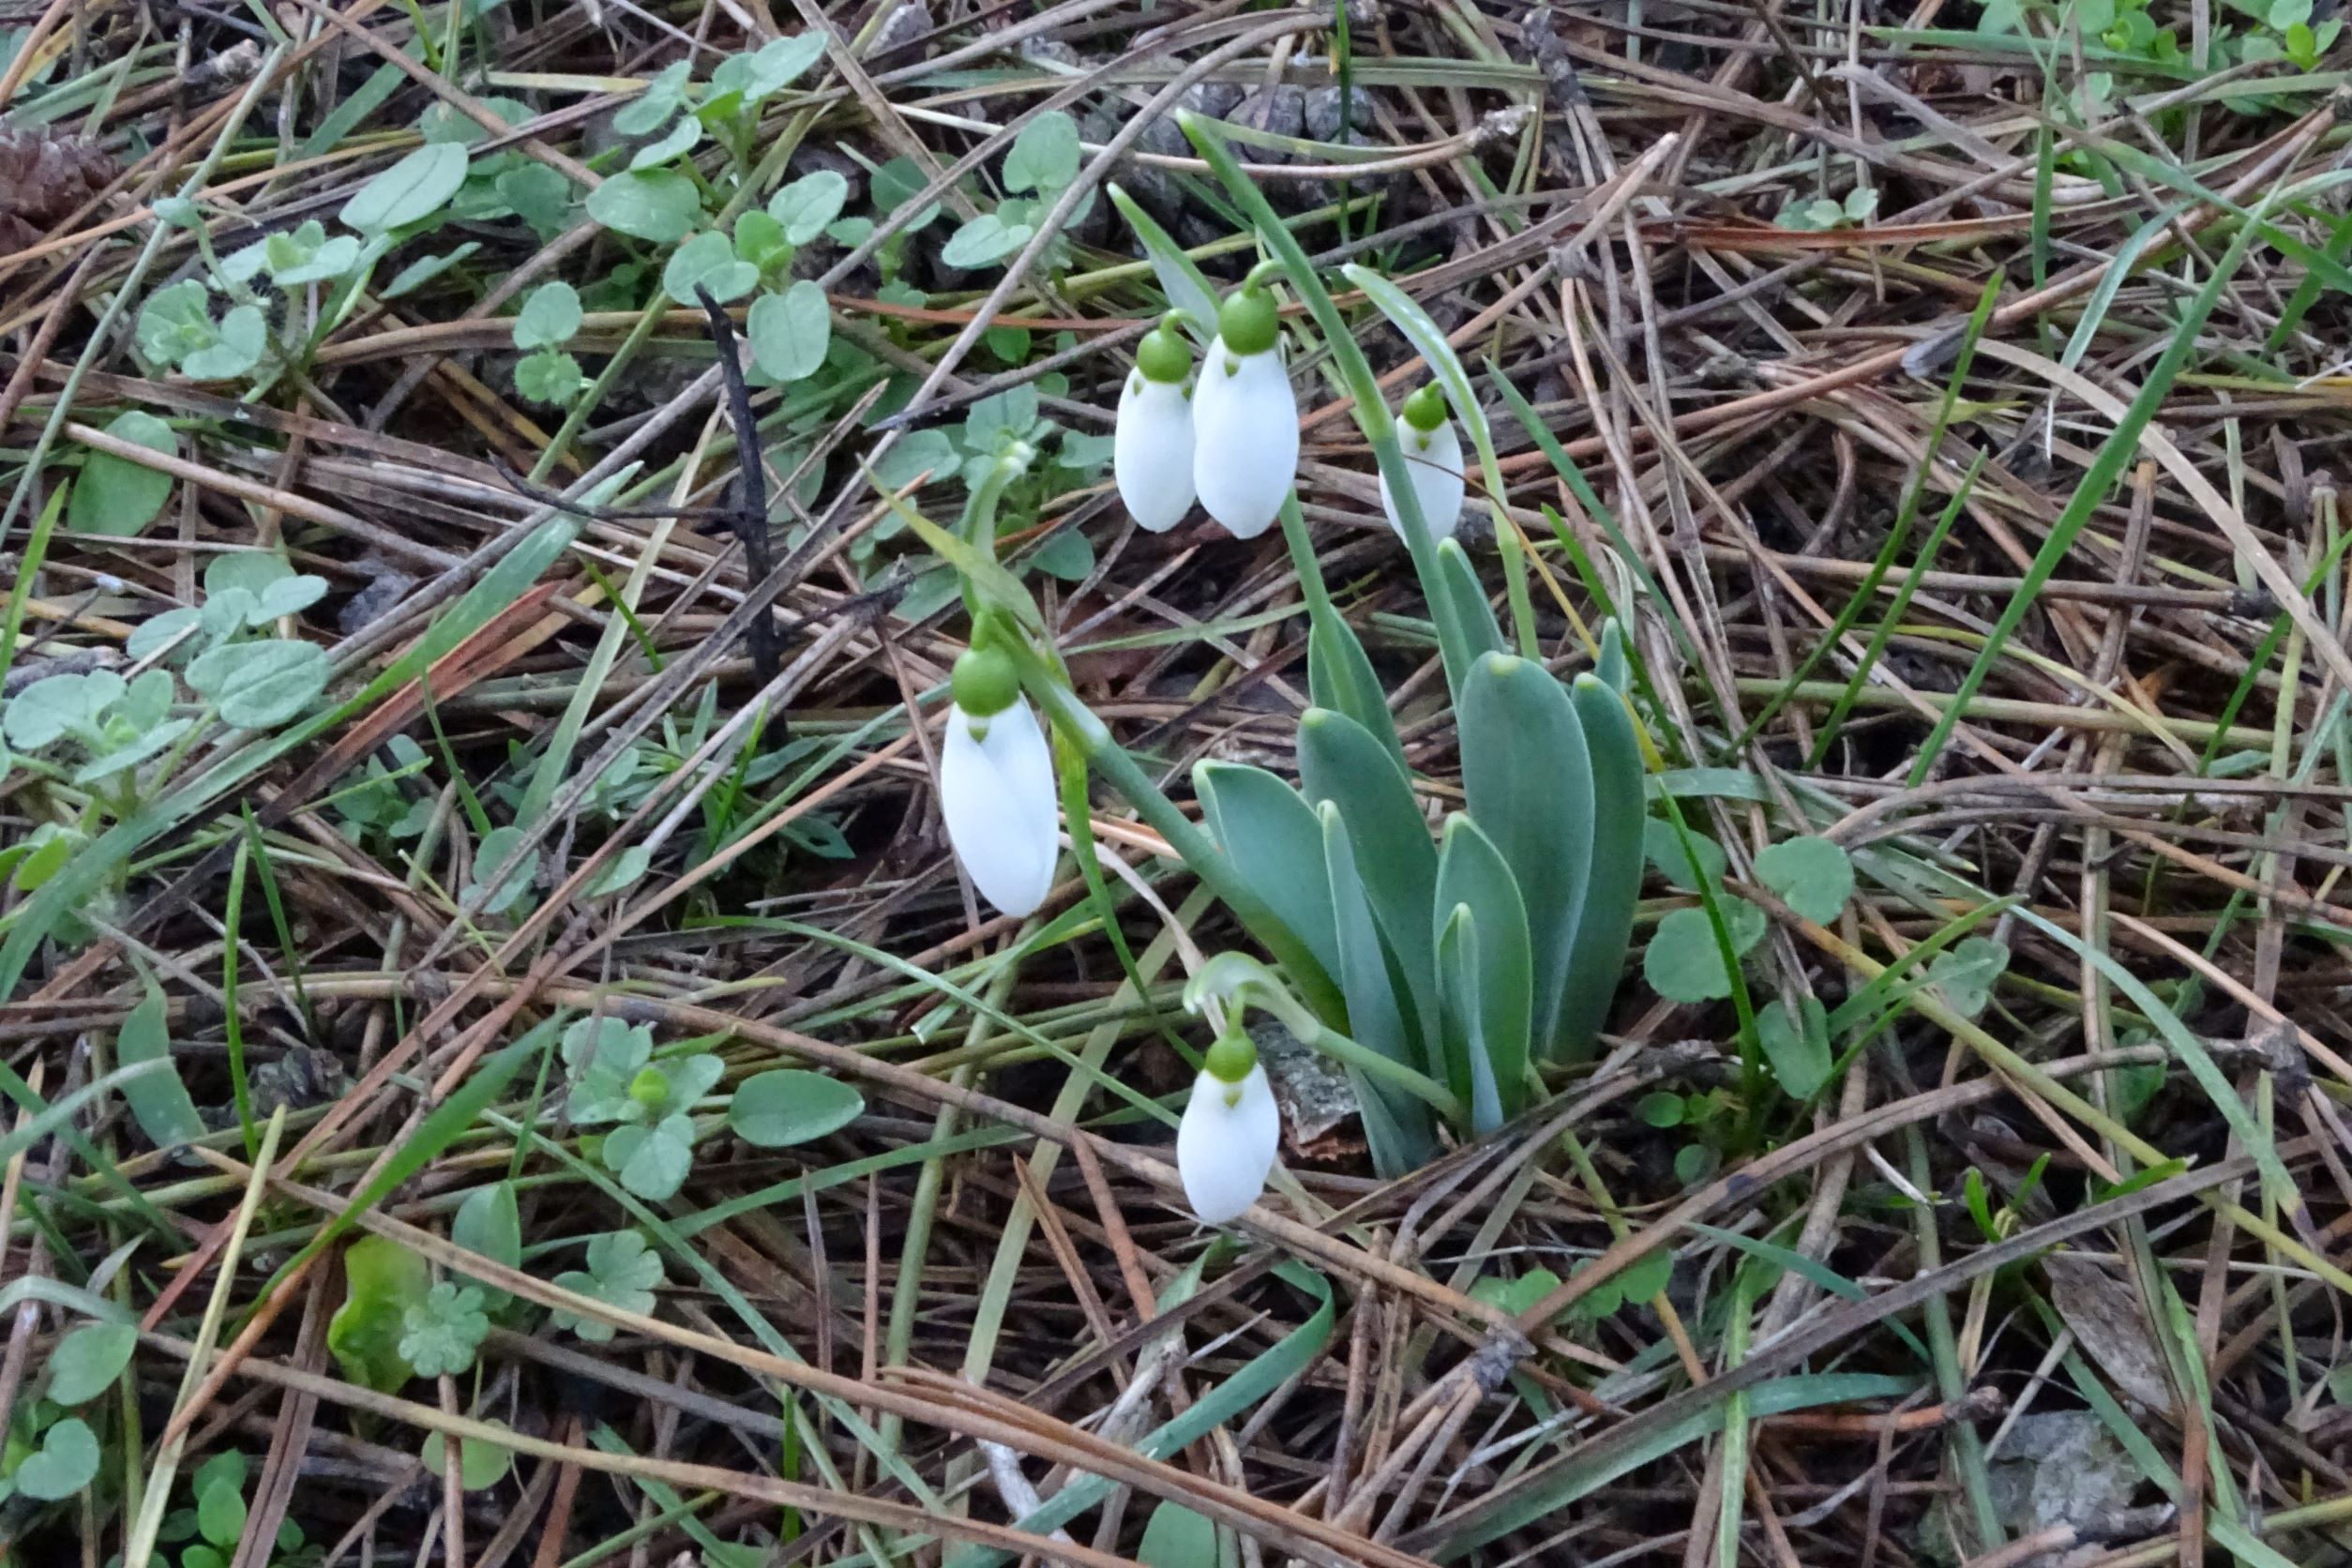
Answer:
[1004,641,1348,1024]
[1179,110,1477,701]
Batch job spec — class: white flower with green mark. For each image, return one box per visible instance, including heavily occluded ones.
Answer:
[1177,1030,1279,1224]
[1114,314,1196,533]
[939,644,1058,918]
[1189,279,1296,539]
[1380,383,1466,545]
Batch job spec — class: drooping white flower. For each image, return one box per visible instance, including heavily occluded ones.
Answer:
[1189,282,1296,540]
[1176,1032,1280,1223]
[1380,384,1466,546]
[1114,318,1195,533]
[938,648,1058,918]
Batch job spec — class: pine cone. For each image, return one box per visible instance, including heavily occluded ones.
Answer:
[0,128,116,254]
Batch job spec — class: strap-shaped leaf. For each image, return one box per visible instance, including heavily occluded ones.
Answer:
[1196,761,1341,980]
[1307,612,1405,775]
[1597,617,1631,693]
[1555,674,1645,1060]
[1320,801,1440,1175]
[1298,707,1439,1050]
[1434,537,1503,661]
[1105,184,1220,347]
[1459,652,1591,1056]
[1434,814,1531,1131]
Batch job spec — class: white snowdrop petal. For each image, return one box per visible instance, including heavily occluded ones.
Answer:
[939,700,1059,917]
[1380,418,1466,545]
[1176,1063,1281,1223]
[1114,375,1196,533]
[1190,340,1297,539]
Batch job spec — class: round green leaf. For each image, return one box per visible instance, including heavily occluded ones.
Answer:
[48,1322,136,1404]
[766,170,848,244]
[941,212,1030,269]
[512,281,582,351]
[746,280,831,381]
[68,411,176,537]
[15,1417,99,1501]
[585,169,701,243]
[1754,835,1853,925]
[728,1069,863,1148]
[1644,905,1738,1003]
[1003,111,1081,195]
[662,230,760,305]
[1643,818,1726,893]
[341,143,469,234]
[1138,1501,1216,1568]
[186,639,328,730]
[1757,995,1832,1100]
[421,1425,513,1491]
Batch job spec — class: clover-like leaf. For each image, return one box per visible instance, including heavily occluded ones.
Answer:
[1003,111,1080,195]
[512,280,582,351]
[628,113,703,172]
[515,349,586,407]
[1928,936,2010,1019]
[398,1282,489,1378]
[180,303,267,381]
[462,823,539,916]
[4,670,122,751]
[766,169,848,245]
[941,212,1032,269]
[746,280,830,381]
[13,1417,98,1501]
[614,63,691,135]
[661,229,759,305]
[340,142,468,234]
[551,1230,664,1342]
[585,168,701,243]
[1755,835,1853,925]
[136,279,216,367]
[185,638,327,729]
[126,606,203,662]
[562,1017,655,1123]
[604,1112,695,1200]
[47,1322,137,1405]
[708,32,826,107]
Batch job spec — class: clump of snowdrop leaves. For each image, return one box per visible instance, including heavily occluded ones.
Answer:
[938,640,1058,918]
[1380,383,1465,545]
[1113,312,1196,532]
[1176,1028,1279,1224]
[1188,268,1297,539]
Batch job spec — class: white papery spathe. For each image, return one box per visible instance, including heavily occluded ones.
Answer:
[1189,340,1298,539]
[1380,415,1466,546]
[1176,1061,1280,1223]
[939,697,1058,918]
[1114,372,1196,533]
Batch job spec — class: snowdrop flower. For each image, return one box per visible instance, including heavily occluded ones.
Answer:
[938,644,1057,918]
[1114,315,1196,533]
[1177,1030,1279,1224]
[1380,383,1466,546]
[1189,277,1296,539]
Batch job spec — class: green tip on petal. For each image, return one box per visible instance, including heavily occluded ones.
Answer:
[1203,1030,1258,1084]
[1402,383,1448,432]
[1217,285,1280,356]
[952,645,1019,717]
[1136,323,1191,384]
